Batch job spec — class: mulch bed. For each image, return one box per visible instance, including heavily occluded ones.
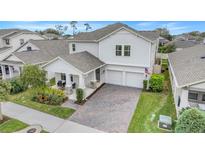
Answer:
[0,116,10,125]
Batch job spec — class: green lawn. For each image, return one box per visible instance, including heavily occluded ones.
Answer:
[0,119,28,133]
[128,70,177,133]
[8,89,75,119]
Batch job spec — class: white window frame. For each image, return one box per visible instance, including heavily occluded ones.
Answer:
[116,45,122,56]
[124,45,131,56]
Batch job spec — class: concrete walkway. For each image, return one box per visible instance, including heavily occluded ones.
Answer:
[2,102,103,133]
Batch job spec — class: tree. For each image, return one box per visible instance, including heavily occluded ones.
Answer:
[44,28,61,35]
[20,65,46,88]
[159,44,176,53]
[155,28,173,41]
[0,80,11,121]
[84,23,92,32]
[70,21,78,35]
[55,25,68,36]
[175,108,205,133]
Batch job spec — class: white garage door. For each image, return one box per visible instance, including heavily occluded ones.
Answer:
[125,72,144,88]
[107,70,123,85]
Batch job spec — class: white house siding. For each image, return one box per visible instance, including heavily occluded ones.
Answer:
[7,33,44,50]
[69,42,99,57]
[105,64,145,88]
[85,71,95,87]
[16,42,40,52]
[190,82,205,91]
[99,29,152,67]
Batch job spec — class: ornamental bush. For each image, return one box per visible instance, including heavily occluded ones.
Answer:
[76,88,84,103]
[10,77,27,94]
[175,108,205,133]
[149,74,164,92]
[31,86,67,105]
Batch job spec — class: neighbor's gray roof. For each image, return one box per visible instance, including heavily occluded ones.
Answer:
[0,47,11,54]
[72,23,159,42]
[168,44,205,87]
[167,40,199,48]
[12,40,69,64]
[60,51,105,73]
[0,29,36,39]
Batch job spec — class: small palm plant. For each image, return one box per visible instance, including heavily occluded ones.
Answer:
[0,80,11,121]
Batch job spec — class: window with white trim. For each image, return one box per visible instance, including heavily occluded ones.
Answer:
[116,45,122,56]
[27,46,32,51]
[5,39,10,45]
[72,44,76,52]
[124,45,131,56]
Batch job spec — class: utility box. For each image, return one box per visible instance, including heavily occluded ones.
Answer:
[158,115,172,130]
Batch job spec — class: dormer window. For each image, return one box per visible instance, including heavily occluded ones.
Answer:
[27,46,32,51]
[72,44,76,52]
[5,39,10,45]
[20,39,24,45]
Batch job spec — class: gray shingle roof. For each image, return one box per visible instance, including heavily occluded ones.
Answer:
[72,23,159,42]
[167,40,199,48]
[168,44,205,87]
[60,51,105,73]
[12,40,69,64]
[0,29,35,39]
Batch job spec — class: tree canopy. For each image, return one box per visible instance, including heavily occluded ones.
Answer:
[20,65,46,88]
[0,80,11,101]
[175,108,205,133]
[155,28,173,41]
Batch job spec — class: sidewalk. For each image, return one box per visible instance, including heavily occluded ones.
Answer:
[2,102,103,133]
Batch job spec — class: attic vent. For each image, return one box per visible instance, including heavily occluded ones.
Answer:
[200,56,205,59]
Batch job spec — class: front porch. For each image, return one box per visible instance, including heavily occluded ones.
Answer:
[51,67,105,101]
[0,64,21,80]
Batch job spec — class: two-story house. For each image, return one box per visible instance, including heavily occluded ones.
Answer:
[0,29,45,79]
[1,23,159,99]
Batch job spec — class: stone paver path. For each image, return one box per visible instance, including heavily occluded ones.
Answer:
[61,100,80,110]
[69,84,141,133]
[2,102,102,133]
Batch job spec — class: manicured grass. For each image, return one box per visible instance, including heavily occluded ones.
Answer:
[0,119,28,133]
[128,70,177,133]
[8,89,75,119]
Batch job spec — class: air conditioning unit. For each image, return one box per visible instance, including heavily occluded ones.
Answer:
[90,80,97,89]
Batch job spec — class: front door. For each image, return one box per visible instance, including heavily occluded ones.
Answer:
[95,68,100,81]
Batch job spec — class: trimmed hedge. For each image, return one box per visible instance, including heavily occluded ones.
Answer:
[76,88,84,103]
[31,86,67,105]
[149,74,164,92]
[175,108,205,133]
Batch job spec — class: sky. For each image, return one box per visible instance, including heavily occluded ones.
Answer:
[1,21,205,35]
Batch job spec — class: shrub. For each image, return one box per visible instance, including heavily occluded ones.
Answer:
[49,77,56,86]
[76,88,84,103]
[31,86,67,105]
[149,74,164,92]
[175,108,205,133]
[10,77,27,94]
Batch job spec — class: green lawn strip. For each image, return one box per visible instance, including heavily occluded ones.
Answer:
[8,89,75,119]
[128,70,177,133]
[0,119,28,133]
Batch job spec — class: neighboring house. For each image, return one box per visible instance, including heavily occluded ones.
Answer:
[0,29,45,79]
[168,45,205,114]
[166,39,200,51]
[43,33,63,40]
[159,36,170,45]
[0,23,159,99]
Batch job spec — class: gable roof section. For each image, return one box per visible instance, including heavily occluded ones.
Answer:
[166,40,199,48]
[168,44,205,87]
[0,47,12,54]
[12,40,69,64]
[59,51,105,73]
[72,23,159,42]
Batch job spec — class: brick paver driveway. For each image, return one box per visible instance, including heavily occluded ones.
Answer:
[69,84,141,132]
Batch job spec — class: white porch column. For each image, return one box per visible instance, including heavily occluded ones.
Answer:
[93,70,96,81]
[66,74,72,86]
[9,66,13,79]
[1,65,6,80]
[79,74,86,89]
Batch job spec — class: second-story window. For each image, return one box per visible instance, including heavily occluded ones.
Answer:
[124,45,131,56]
[27,46,32,51]
[20,39,24,45]
[72,44,76,52]
[5,39,10,45]
[116,45,122,56]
